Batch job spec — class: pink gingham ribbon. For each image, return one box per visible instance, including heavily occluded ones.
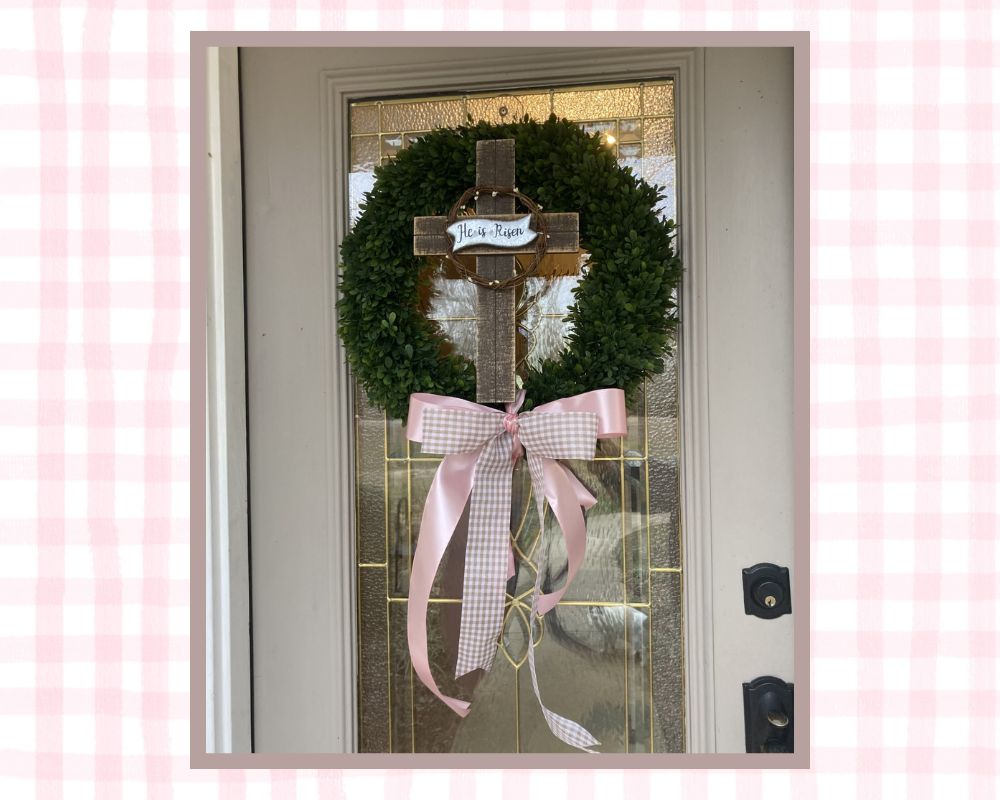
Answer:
[406,388,627,752]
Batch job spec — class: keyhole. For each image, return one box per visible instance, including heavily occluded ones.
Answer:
[764,595,777,608]
[767,710,789,728]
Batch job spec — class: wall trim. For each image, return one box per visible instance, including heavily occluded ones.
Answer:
[206,46,253,753]
[317,53,359,758]
[675,48,717,754]
[319,46,715,753]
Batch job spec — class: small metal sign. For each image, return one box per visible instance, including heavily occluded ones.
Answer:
[446,214,538,251]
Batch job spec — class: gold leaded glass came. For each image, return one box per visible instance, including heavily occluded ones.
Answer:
[350,81,682,753]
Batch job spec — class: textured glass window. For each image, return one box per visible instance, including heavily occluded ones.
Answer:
[349,81,682,753]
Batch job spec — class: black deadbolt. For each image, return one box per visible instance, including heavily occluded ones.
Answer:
[742,563,792,619]
[753,580,784,609]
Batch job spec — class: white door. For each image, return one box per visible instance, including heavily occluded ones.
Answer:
[237,44,796,754]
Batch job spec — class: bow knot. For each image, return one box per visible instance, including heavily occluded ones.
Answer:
[503,394,524,462]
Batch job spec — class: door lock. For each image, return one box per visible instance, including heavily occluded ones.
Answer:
[743,675,794,753]
[742,562,792,619]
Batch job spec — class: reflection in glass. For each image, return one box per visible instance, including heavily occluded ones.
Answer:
[380,133,403,160]
[619,118,642,142]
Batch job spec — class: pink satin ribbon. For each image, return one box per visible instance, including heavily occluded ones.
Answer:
[405,387,627,748]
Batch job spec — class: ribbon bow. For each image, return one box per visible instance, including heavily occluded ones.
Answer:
[406,387,627,752]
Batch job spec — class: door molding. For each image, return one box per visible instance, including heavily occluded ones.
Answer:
[318,46,715,753]
[205,46,253,753]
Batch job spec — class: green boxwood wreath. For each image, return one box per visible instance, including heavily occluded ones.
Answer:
[337,116,682,420]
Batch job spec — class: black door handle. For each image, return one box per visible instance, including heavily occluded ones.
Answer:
[743,676,794,753]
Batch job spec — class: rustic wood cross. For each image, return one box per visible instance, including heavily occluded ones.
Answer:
[413,139,580,404]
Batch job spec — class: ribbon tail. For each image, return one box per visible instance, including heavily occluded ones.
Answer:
[526,544,601,752]
[407,449,480,718]
[455,435,514,678]
[534,459,596,616]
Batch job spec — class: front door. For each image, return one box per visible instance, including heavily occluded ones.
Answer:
[238,44,795,754]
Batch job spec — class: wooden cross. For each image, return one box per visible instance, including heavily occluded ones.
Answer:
[413,139,580,404]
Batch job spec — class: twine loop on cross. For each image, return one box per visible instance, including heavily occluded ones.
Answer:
[442,184,550,291]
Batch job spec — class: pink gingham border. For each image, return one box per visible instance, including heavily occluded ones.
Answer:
[1,1,997,797]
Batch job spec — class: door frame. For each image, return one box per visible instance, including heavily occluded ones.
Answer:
[318,46,715,753]
[208,45,716,753]
[204,46,253,754]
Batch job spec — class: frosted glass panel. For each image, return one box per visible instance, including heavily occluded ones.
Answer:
[349,79,682,753]
[644,82,675,118]
[467,93,552,125]
[350,135,379,172]
[552,85,642,119]
[350,103,379,135]
[380,98,465,132]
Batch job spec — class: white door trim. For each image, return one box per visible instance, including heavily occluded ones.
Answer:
[673,48,717,755]
[701,47,795,752]
[317,46,715,753]
[205,46,253,753]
